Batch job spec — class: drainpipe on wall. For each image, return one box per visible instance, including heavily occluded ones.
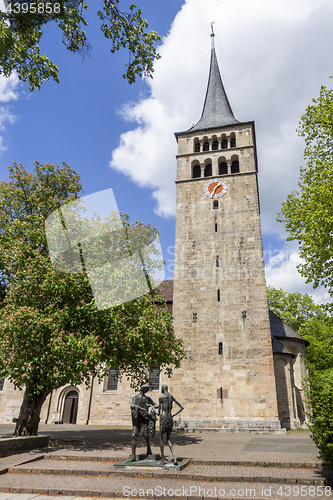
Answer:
[86,376,94,425]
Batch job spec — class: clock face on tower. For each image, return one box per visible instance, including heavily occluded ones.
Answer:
[203,179,228,199]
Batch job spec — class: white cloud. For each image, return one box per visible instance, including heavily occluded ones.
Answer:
[0,73,19,103]
[265,243,331,304]
[112,98,178,216]
[0,105,17,153]
[110,0,333,298]
[0,74,19,153]
[110,0,333,221]
[0,107,16,130]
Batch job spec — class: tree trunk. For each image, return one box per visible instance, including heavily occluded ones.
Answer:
[14,388,50,436]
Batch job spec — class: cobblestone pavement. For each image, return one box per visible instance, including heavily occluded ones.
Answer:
[0,425,332,500]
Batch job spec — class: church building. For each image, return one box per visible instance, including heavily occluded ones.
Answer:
[0,33,309,432]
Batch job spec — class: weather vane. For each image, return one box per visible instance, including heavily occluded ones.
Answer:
[210,22,215,48]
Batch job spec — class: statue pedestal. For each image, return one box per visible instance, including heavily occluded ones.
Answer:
[114,455,190,471]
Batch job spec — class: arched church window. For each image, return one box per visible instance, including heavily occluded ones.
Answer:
[230,138,236,148]
[194,143,200,152]
[212,141,218,150]
[192,165,201,178]
[107,367,118,391]
[203,142,209,152]
[149,366,160,390]
[204,164,212,177]
[219,162,228,175]
[213,200,218,209]
[231,161,239,173]
[221,139,228,149]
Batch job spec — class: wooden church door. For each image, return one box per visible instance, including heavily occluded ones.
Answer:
[62,390,79,424]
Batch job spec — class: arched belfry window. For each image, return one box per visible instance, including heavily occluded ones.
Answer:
[230,135,236,148]
[204,163,212,177]
[192,164,201,178]
[194,142,200,152]
[203,142,209,152]
[212,141,218,150]
[231,160,239,173]
[219,162,228,175]
[221,139,228,149]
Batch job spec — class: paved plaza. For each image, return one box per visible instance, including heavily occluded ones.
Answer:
[0,425,332,500]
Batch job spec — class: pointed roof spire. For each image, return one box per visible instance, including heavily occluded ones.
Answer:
[188,28,239,132]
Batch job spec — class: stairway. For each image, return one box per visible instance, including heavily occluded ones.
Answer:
[0,452,332,499]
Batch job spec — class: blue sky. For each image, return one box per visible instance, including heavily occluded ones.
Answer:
[1,0,333,303]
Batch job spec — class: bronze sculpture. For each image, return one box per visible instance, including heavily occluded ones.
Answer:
[158,384,184,465]
[128,383,158,462]
[126,383,184,465]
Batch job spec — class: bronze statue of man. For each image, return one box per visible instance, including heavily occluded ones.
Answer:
[128,383,158,462]
[158,384,184,465]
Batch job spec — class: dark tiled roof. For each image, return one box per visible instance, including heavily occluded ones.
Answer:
[272,337,295,358]
[188,48,239,133]
[156,280,173,303]
[269,310,309,346]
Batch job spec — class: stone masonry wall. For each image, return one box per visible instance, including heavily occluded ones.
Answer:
[171,122,280,431]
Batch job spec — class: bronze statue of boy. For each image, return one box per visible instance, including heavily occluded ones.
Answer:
[128,383,158,462]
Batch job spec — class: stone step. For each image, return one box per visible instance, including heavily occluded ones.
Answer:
[44,451,322,469]
[0,470,333,500]
[6,457,332,486]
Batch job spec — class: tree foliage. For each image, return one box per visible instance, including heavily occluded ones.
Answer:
[276,83,333,465]
[266,285,328,332]
[268,286,319,332]
[300,313,333,467]
[300,317,333,374]
[304,368,333,468]
[277,83,333,295]
[0,0,161,90]
[267,285,333,374]
[267,283,333,467]
[0,162,184,435]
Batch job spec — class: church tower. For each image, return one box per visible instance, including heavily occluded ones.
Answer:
[170,31,281,432]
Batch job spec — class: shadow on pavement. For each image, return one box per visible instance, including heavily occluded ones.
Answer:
[40,428,203,452]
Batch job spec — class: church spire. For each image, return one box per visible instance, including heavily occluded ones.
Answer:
[189,29,238,132]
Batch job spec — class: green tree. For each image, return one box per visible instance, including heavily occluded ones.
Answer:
[300,314,333,467]
[0,162,184,436]
[266,285,333,371]
[266,285,327,332]
[303,368,333,468]
[0,0,161,90]
[300,316,333,373]
[277,84,333,465]
[277,83,333,295]
[267,286,333,467]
